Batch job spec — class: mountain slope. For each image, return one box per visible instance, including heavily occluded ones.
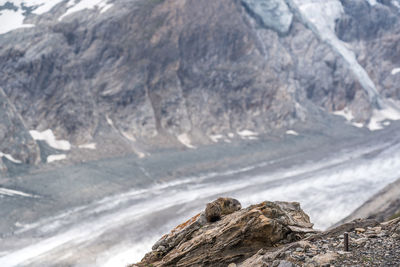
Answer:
[1,0,400,173]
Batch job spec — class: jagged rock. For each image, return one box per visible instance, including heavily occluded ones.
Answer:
[130,201,400,267]
[133,200,316,267]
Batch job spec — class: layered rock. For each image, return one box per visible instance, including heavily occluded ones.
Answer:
[131,199,400,267]
[133,200,316,267]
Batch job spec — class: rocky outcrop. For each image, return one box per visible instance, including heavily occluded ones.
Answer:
[133,200,316,267]
[131,199,400,267]
[0,88,39,171]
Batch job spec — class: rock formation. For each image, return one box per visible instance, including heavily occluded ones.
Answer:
[131,199,400,267]
[133,200,316,266]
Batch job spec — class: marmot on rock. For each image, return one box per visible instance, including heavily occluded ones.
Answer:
[205,197,242,222]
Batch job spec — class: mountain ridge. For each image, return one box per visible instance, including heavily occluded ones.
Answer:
[1,0,400,174]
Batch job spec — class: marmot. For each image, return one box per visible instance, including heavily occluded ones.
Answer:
[205,197,241,222]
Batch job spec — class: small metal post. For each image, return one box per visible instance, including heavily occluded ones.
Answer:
[344,232,349,252]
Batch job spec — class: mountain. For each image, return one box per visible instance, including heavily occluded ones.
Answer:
[1,0,400,174]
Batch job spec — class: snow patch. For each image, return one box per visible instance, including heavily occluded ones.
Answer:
[78,143,96,150]
[391,68,400,75]
[105,115,114,127]
[59,0,113,20]
[286,130,299,136]
[0,0,66,34]
[366,0,377,6]
[100,3,113,13]
[367,102,400,131]
[237,130,258,137]
[0,152,22,164]
[47,154,67,163]
[209,134,224,143]
[177,133,196,149]
[237,130,259,140]
[0,187,36,198]
[333,108,354,122]
[0,8,34,35]
[25,0,65,15]
[393,0,400,9]
[30,129,71,151]
[332,108,365,128]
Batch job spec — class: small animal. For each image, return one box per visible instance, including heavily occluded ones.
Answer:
[205,197,242,222]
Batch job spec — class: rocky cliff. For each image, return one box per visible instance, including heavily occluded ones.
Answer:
[131,199,400,267]
[1,0,400,173]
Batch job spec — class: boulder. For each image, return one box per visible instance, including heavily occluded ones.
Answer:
[133,200,316,267]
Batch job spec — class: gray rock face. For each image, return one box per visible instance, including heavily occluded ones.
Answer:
[0,0,399,172]
[241,0,293,34]
[0,88,39,170]
[335,0,400,100]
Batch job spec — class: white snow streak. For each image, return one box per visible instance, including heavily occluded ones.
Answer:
[0,8,33,35]
[367,101,400,131]
[59,0,113,20]
[78,143,97,150]
[391,68,400,75]
[30,129,71,151]
[177,133,196,149]
[0,152,22,164]
[0,188,36,198]
[286,130,299,136]
[47,154,67,163]
[237,130,258,140]
[332,108,363,128]
[209,134,224,143]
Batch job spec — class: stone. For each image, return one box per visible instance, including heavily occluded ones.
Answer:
[311,252,338,265]
[137,200,314,267]
[276,260,296,267]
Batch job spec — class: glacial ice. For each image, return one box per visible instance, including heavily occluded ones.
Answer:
[288,0,381,107]
[0,8,33,35]
[59,0,113,20]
